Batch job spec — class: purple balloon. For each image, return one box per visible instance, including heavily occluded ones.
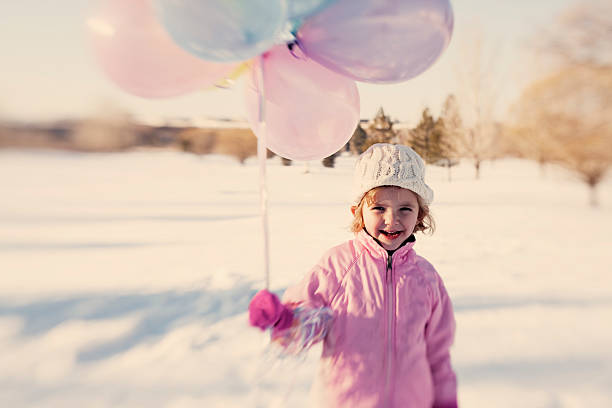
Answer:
[296,0,454,83]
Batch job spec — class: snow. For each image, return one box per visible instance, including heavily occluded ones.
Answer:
[0,150,611,407]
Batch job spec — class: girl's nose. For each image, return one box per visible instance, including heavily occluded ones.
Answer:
[384,210,397,225]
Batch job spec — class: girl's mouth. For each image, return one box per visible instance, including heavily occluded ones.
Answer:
[380,230,402,239]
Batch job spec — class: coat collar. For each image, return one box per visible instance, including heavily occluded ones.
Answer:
[356,230,416,262]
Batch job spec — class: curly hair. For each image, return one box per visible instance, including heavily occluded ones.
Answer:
[350,186,435,235]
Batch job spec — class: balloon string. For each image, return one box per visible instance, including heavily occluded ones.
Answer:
[256,55,270,290]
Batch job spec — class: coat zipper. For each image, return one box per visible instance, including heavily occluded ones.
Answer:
[385,253,394,405]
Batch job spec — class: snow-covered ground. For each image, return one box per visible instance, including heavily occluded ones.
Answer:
[1,149,611,408]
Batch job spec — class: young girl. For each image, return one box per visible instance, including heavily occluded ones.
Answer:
[249,143,457,408]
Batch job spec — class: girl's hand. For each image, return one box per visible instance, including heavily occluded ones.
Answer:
[248,289,293,331]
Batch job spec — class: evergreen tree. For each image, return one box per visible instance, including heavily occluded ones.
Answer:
[322,151,339,168]
[409,108,455,166]
[363,107,396,151]
[348,108,398,154]
[348,123,368,154]
[410,108,438,163]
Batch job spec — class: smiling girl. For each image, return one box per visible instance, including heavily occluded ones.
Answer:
[249,143,457,408]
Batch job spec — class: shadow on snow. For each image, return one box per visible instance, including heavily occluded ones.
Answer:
[0,214,258,226]
[453,295,612,312]
[0,283,281,363]
[2,289,609,365]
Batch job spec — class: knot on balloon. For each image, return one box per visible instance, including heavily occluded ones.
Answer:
[287,40,307,60]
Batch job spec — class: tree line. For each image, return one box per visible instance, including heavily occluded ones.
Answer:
[326,0,612,207]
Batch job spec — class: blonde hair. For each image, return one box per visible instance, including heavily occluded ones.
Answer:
[350,186,435,235]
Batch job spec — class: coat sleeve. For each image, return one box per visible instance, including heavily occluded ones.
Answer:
[425,273,458,408]
[270,263,340,355]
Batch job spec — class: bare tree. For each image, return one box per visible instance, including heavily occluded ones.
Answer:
[515,66,612,206]
[71,104,136,151]
[212,129,258,164]
[505,122,562,176]
[541,0,612,69]
[513,1,612,206]
[438,94,463,181]
[453,30,505,179]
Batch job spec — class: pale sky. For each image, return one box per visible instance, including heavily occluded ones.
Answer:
[0,0,579,125]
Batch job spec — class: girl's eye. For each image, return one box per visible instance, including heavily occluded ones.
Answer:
[371,206,385,211]
[401,207,413,212]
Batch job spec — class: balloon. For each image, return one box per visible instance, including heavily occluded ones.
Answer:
[87,0,238,98]
[296,0,454,83]
[154,0,288,62]
[287,0,337,30]
[244,45,360,161]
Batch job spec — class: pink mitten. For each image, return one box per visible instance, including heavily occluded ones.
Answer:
[248,289,293,331]
[433,402,458,408]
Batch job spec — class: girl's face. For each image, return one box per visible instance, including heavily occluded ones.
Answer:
[355,187,420,251]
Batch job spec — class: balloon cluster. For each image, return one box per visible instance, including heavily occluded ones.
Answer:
[87,0,454,160]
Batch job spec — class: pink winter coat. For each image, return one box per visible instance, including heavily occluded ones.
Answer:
[280,230,457,408]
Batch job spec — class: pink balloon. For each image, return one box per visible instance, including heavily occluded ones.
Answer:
[87,0,238,98]
[296,0,454,83]
[244,45,360,161]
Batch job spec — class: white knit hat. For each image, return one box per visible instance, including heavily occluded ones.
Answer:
[352,143,434,205]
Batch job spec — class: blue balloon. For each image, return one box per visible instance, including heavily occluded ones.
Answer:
[154,0,287,62]
[288,0,337,30]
